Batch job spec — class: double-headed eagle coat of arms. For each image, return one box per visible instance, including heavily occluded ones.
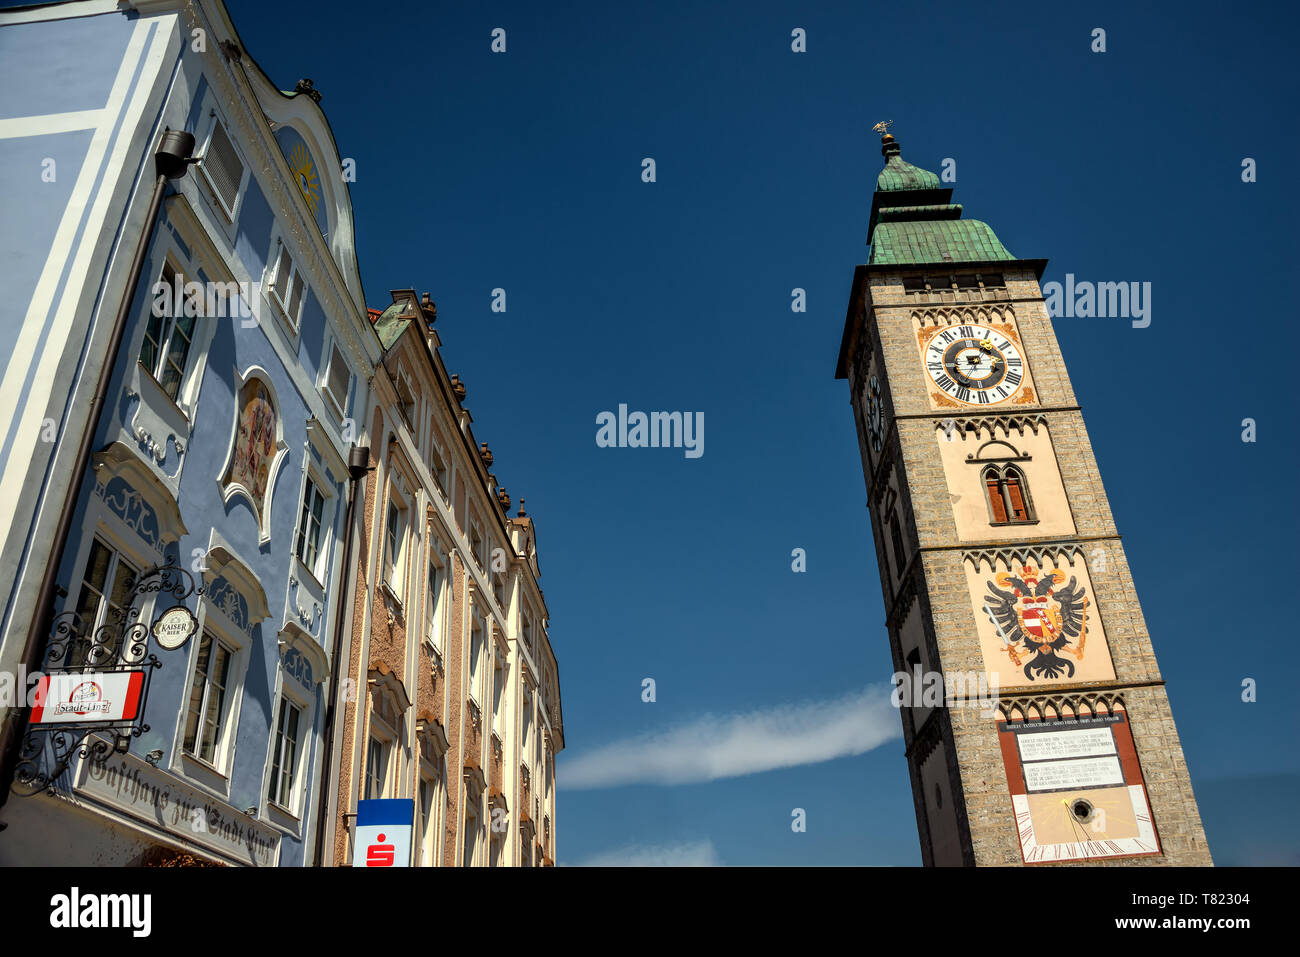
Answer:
[983,563,1089,681]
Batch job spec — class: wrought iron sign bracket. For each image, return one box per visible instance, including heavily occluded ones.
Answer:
[13,557,202,797]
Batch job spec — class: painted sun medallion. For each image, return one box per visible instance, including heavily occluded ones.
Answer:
[288,143,320,216]
[924,322,1025,405]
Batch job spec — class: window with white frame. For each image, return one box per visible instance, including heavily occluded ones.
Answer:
[364,735,389,801]
[428,432,449,499]
[385,489,408,598]
[200,116,245,218]
[521,610,535,656]
[425,550,445,652]
[462,802,479,867]
[365,679,404,801]
[140,259,197,404]
[394,365,417,430]
[469,520,484,572]
[418,775,436,866]
[267,240,307,332]
[321,338,351,419]
[294,474,328,579]
[489,821,503,867]
[417,744,444,867]
[491,654,505,737]
[68,537,139,668]
[468,617,484,707]
[267,695,303,812]
[182,630,236,765]
[530,729,540,788]
[545,744,554,813]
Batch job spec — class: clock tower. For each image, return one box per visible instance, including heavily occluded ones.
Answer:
[835,129,1212,865]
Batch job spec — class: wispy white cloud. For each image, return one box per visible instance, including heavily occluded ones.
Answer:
[560,685,900,790]
[571,839,722,867]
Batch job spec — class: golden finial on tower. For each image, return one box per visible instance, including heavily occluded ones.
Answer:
[874,120,901,157]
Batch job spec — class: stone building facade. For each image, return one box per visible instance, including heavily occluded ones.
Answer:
[835,131,1211,866]
[323,290,562,867]
[0,0,562,867]
[0,0,376,866]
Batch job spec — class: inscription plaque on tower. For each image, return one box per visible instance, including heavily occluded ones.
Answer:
[997,708,1159,863]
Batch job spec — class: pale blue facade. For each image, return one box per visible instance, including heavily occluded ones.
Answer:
[0,0,379,865]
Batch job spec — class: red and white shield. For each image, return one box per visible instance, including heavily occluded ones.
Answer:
[1019,598,1053,640]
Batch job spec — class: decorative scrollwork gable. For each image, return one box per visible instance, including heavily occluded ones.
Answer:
[91,441,188,554]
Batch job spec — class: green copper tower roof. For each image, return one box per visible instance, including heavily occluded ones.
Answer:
[866,131,1016,266]
[877,152,942,192]
[870,218,1015,265]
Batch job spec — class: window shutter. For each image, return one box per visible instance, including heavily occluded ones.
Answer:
[205,120,244,212]
[986,474,1008,522]
[1006,475,1028,520]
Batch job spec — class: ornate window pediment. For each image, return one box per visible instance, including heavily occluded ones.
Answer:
[463,764,487,800]
[416,712,450,756]
[278,620,329,687]
[202,531,271,633]
[91,441,189,554]
[368,662,411,721]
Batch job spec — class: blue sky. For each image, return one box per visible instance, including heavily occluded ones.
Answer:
[225,0,1300,865]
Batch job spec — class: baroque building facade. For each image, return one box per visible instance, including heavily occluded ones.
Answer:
[835,131,1211,866]
[323,291,562,867]
[0,0,562,866]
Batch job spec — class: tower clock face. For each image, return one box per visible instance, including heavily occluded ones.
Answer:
[925,324,1025,406]
[867,375,884,452]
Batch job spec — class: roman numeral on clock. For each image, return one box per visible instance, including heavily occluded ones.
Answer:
[976,390,990,404]
[1006,357,1022,367]
[959,325,976,337]
[935,373,956,391]
[1005,371,1022,386]
[955,386,970,402]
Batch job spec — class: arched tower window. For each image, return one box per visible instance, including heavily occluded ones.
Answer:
[982,465,1034,525]
[1003,466,1030,521]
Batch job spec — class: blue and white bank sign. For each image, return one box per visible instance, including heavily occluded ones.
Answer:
[352,798,414,867]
